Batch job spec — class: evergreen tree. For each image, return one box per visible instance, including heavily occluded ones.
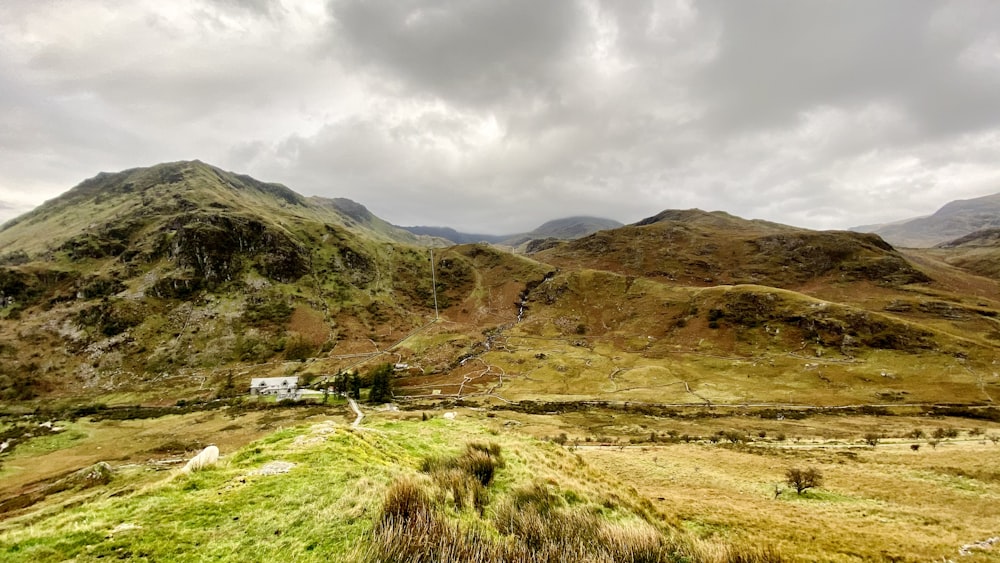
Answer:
[368,363,394,404]
[349,373,362,400]
[333,370,349,396]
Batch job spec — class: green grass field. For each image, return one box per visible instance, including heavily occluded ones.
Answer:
[3,406,1000,561]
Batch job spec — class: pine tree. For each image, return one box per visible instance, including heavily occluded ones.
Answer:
[349,373,362,400]
[333,370,349,396]
[368,363,394,404]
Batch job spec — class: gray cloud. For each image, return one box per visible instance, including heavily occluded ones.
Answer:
[1,0,999,232]
[326,0,586,108]
[693,1,1000,136]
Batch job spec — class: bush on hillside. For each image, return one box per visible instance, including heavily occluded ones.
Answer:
[785,467,823,495]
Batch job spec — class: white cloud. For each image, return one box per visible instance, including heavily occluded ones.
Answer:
[1,0,999,232]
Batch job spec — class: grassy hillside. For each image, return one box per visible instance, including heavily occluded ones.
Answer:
[532,210,928,290]
[0,162,550,404]
[918,228,1000,280]
[425,269,1000,407]
[0,413,785,562]
[497,407,1000,562]
[4,406,1000,562]
[0,161,429,252]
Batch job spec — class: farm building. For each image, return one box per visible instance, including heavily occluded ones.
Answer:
[249,376,300,400]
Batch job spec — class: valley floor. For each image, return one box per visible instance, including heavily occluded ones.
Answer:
[2,402,1000,562]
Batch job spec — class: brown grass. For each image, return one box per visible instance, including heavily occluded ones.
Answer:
[288,306,330,346]
[477,409,1000,561]
[358,437,786,563]
[364,476,786,563]
[579,438,1000,561]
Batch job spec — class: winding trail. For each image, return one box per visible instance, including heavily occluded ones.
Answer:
[348,398,364,428]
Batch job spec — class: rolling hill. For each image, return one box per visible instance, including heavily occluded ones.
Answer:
[532,209,928,290]
[1,163,999,410]
[910,228,1000,281]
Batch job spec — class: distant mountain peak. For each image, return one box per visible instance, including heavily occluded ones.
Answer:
[635,208,730,226]
[398,226,506,245]
[0,161,423,253]
[520,216,623,241]
[533,215,622,230]
[398,216,623,246]
[851,191,1000,248]
[633,208,791,232]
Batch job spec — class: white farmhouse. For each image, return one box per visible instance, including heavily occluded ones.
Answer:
[249,376,300,400]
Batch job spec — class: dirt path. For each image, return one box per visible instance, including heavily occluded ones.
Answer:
[348,398,363,428]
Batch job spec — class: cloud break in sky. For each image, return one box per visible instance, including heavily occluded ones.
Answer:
[1,0,1000,234]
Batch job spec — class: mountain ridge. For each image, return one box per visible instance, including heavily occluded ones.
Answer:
[851,191,1000,248]
[400,215,624,247]
[1,160,999,411]
[532,209,921,291]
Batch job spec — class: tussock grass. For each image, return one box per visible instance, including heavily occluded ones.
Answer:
[382,477,434,523]
[366,477,786,563]
[420,441,503,511]
[366,478,689,562]
[363,438,784,563]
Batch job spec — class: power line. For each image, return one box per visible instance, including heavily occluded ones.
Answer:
[430,248,439,321]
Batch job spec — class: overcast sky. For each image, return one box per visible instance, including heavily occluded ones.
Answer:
[2,0,1000,234]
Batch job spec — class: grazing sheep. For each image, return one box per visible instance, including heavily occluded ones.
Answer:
[181,445,220,473]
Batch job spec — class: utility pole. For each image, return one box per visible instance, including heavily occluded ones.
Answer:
[430,248,439,321]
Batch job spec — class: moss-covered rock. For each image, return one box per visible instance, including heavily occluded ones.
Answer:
[168,214,309,285]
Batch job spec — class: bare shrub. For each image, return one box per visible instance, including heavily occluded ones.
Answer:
[933,427,959,440]
[863,432,881,448]
[785,467,823,495]
[721,430,745,444]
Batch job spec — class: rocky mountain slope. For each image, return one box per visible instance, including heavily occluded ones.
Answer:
[851,191,1000,248]
[1,162,999,408]
[0,161,549,401]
